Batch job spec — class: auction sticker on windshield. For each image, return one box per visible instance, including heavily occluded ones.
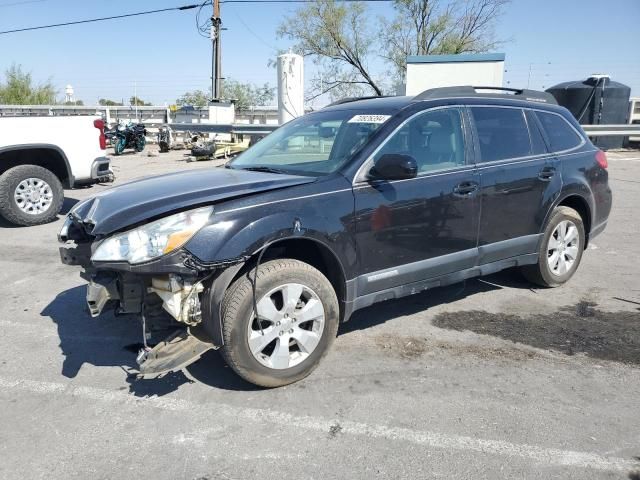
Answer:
[348,114,391,124]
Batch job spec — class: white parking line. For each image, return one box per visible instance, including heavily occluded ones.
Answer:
[0,376,636,473]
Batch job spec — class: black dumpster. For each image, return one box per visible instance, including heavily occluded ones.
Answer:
[547,76,631,150]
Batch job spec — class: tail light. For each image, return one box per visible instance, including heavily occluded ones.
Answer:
[595,150,608,169]
[93,119,106,150]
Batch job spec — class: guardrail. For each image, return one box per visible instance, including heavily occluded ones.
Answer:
[582,125,640,137]
[167,123,279,135]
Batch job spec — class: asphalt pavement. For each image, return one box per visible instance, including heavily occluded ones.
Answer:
[0,148,638,480]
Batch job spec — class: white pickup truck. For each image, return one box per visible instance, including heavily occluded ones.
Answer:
[0,115,113,226]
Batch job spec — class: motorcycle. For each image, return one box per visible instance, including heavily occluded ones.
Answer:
[113,122,147,155]
[157,126,173,153]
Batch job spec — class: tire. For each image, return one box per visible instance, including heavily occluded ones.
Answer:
[0,164,64,226]
[191,144,215,157]
[521,206,585,287]
[218,259,339,388]
[135,136,146,152]
[114,138,126,155]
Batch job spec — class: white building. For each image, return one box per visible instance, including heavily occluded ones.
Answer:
[405,53,505,96]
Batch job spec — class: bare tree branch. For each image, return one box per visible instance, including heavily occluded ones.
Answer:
[278,0,384,99]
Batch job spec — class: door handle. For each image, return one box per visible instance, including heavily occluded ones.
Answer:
[538,166,556,181]
[453,181,479,196]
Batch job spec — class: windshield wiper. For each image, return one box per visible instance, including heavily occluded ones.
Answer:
[238,166,287,174]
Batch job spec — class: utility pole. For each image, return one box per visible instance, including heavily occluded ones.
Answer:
[211,0,222,100]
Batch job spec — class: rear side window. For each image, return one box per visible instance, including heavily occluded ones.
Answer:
[535,111,583,152]
[525,110,548,155]
[470,107,531,162]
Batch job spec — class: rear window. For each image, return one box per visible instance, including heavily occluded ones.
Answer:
[470,107,531,162]
[535,111,583,152]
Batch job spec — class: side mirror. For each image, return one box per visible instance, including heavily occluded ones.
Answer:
[369,153,418,180]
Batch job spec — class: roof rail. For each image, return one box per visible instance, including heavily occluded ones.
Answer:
[324,96,387,108]
[413,86,557,105]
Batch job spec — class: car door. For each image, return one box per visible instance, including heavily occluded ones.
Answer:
[352,106,480,296]
[469,105,561,264]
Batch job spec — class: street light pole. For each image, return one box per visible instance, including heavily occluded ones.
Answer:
[211,0,222,100]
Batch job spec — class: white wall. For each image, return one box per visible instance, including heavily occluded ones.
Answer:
[406,60,504,96]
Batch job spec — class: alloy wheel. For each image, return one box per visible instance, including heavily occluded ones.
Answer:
[547,220,580,276]
[14,177,54,215]
[247,283,325,370]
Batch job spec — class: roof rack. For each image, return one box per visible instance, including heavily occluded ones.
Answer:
[324,96,388,108]
[413,86,557,105]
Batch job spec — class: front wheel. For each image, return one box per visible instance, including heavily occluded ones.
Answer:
[114,137,126,155]
[218,259,339,387]
[521,206,585,287]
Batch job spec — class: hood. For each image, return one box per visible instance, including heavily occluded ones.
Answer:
[71,168,315,235]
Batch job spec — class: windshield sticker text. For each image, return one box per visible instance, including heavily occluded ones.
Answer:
[348,114,391,124]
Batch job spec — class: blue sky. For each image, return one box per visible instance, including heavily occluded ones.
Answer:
[0,0,638,106]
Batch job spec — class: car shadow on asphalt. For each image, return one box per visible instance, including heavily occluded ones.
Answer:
[42,285,261,396]
[40,272,526,395]
[45,269,639,396]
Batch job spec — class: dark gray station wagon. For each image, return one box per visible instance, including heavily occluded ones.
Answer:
[59,86,612,387]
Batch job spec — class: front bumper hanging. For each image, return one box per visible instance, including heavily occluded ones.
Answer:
[136,326,215,378]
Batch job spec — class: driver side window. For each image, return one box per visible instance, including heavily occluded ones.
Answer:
[374,108,466,174]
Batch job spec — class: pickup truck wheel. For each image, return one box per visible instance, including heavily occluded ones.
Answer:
[220,259,339,388]
[0,165,64,226]
[521,206,585,287]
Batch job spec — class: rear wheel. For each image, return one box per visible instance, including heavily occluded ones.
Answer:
[0,164,64,226]
[522,206,585,287]
[219,259,339,387]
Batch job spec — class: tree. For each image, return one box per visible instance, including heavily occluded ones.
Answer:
[99,98,123,106]
[129,96,151,106]
[278,0,509,98]
[176,81,275,111]
[278,0,383,99]
[176,90,210,107]
[64,100,84,106]
[0,64,56,105]
[222,80,275,111]
[382,0,509,80]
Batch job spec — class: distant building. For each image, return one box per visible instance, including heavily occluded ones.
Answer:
[405,53,505,96]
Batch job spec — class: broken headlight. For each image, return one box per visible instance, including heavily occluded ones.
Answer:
[91,206,213,264]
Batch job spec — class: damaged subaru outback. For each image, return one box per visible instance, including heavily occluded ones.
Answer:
[58,86,612,387]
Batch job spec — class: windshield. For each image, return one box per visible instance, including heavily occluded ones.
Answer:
[229,110,391,175]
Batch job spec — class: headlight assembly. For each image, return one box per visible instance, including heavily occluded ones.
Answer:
[91,206,213,264]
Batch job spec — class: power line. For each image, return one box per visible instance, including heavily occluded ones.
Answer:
[0,0,46,7]
[0,3,199,35]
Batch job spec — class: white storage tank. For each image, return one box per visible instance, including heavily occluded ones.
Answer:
[277,53,304,124]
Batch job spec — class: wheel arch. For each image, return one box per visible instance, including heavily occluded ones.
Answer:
[545,192,593,247]
[0,144,73,188]
[243,237,347,312]
[202,236,349,347]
